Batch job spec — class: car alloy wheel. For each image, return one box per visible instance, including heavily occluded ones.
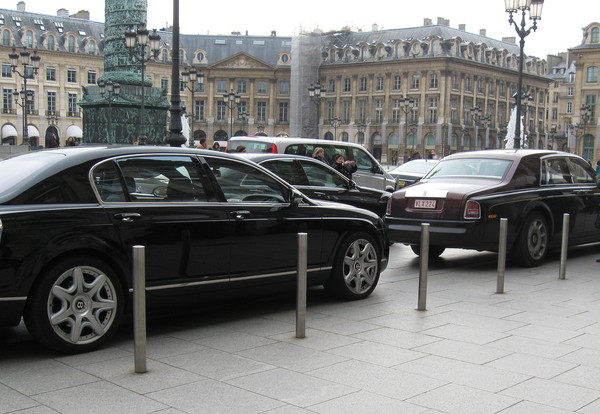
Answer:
[513,211,548,267]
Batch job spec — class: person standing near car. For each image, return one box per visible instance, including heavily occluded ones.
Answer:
[596,160,600,176]
[331,153,357,180]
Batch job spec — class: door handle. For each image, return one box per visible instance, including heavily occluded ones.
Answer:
[114,212,141,222]
[230,210,250,220]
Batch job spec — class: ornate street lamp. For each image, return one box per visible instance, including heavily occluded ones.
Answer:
[98,80,121,144]
[399,96,417,162]
[505,0,544,149]
[182,67,204,143]
[308,81,324,138]
[331,117,341,140]
[125,25,161,145]
[223,89,241,139]
[9,47,41,146]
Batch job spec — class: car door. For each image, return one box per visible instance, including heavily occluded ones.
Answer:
[566,157,600,241]
[347,146,388,191]
[92,154,231,293]
[201,155,325,287]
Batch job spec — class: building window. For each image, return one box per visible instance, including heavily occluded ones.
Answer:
[238,79,247,94]
[256,101,266,122]
[47,34,55,51]
[87,71,96,85]
[328,79,335,92]
[195,100,204,121]
[47,91,57,113]
[237,101,247,120]
[279,102,288,122]
[25,30,33,48]
[393,75,401,90]
[327,101,335,121]
[342,100,350,123]
[465,77,472,92]
[358,100,366,122]
[257,80,267,94]
[586,66,598,83]
[429,73,438,89]
[428,98,438,123]
[592,27,599,43]
[161,78,168,91]
[68,92,79,117]
[68,36,76,53]
[67,69,77,83]
[1,63,11,78]
[217,80,227,93]
[343,78,351,92]
[2,29,10,46]
[375,100,383,123]
[567,87,574,96]
[411,74,420,89]
[161,49,169,63]
[217,101,226,121]
[25,90,35,113]
[552,108,558,120]
[3,88,14,112]
[376,76,384,91]
[89,40,96,54]
[359,77,367,92]
[451,74,459,90]
[568,73,575,83]
[499,82,506,97]
[566,102,573,114]
[477,78,484,94]
[392,99,401,123]
[410,98,419,123]
[279,81,289,95]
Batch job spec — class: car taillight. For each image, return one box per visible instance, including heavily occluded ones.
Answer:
[271,144,278,153]
[386,198,393,215]
[464,200,481,219]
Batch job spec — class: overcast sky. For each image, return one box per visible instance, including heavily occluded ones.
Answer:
[12,0,600,59]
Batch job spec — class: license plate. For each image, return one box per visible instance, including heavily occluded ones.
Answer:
[414,199,436,209]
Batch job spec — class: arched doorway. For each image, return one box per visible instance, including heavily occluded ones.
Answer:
[45,125,60,148]
[214,130,228,141]
[324,132,334,140]
[234,130,247,137]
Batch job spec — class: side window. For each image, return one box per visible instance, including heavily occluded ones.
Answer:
[261,160,308,186]
[349,147,375,172]
[542,158,572,185]
[92,156,208,202]
[204,157,287,203]
[569,158,596,184]
[300,160,347,188]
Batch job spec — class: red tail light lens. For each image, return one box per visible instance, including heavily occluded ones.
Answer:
[271,144,278,153]
[386,198,393,215]
[464,200,481,219]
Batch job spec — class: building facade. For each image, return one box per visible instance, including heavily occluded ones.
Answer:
[1,3,596,163]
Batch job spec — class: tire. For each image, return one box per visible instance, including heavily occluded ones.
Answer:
[325,232,380,300]
[512,211,548,267]
[24,256,124,353]
[410,244,446,258]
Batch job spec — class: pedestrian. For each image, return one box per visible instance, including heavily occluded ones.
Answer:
[211,142,221,151]
[199,138,207,149]
[331,153,357,180]
[596,160,600,176]
[48,133,59,148]
[65,137,78,146]
[312,147,327,163]
[235,145,247,153]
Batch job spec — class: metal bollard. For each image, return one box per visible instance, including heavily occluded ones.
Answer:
[496,218,508,294]
[559,213,569,280]
[133,245,147,374]
[296,233,307,338]
[417,223,430,311]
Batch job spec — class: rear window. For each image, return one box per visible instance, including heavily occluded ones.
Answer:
[425,158,512,180]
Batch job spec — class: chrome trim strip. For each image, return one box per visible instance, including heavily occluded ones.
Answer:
[0,297,27,302]
[128,266,332,293]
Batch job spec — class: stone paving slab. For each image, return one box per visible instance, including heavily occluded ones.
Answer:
[2,244,600,413]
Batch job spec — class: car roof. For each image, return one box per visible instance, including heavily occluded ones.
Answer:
[228,136,367,149]
[442,149,564,161]
[235,152,318,163]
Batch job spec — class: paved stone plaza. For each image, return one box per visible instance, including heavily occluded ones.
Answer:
[2,243,600,413]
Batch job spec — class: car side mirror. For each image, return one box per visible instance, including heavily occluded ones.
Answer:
[288,188,304,208]
[346,180,357,190]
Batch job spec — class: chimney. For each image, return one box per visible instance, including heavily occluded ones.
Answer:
[372,23,379,31]
[71,10,90,20]
[17,1,25,11]
[437,17,449,26]
[502,36,516,44]
[424,18,433,26]
[459,24,466,31]
[57,8,69,18]
[271,30,276,37]
[480,29,487,36]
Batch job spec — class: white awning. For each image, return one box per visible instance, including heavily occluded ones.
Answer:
[1,124,18,139]
[66,125,83,138]
[28,125,40,138]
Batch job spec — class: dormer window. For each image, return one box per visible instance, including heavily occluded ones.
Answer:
[55,22,63,33]
[12,16,21,27]
[592,27,599,43]
[34,19,44,30]
[78,30,86,36]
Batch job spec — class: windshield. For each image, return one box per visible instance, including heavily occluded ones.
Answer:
[424,158,512,180]
[227,140,273,153]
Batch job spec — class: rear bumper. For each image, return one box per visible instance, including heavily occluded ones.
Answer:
[386,217,499,251]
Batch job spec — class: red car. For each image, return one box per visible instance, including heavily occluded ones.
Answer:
[386,149,600,266]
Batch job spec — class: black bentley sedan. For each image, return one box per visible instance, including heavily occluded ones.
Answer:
[0,146,388,353]
[237,153,391,217]
[386,149,600,267]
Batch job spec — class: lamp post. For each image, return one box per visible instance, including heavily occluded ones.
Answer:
[331,117,341,140]
[182,67,204,143]
[98,80,121,144]
[356,121,367,146]
[9,47,41,146]
[125,25,161,145]
[469,106,490,150]
[567,104,592,155]
[505,0,544,149]
[308,81,324,138]
[223,89,241,139]
[398,96,417,162]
